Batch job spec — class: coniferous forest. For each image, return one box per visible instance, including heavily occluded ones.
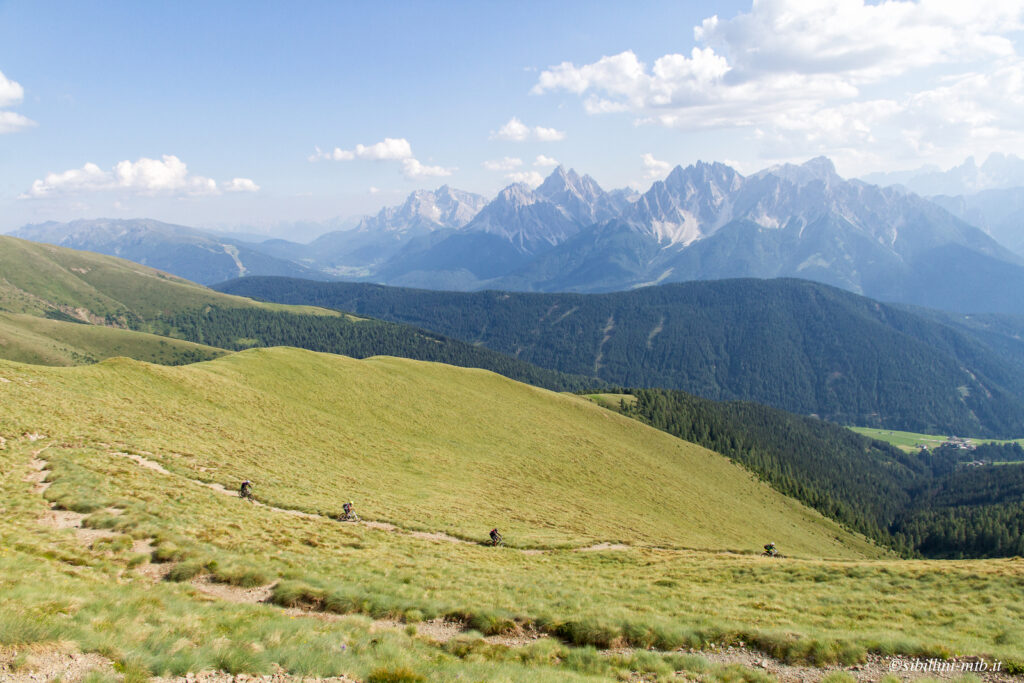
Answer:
[622,389,1024,559]
[217,276,1024,437]
[162,306,603,392]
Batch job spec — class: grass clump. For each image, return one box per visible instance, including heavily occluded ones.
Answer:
[211,564,272,588]
[366,666,427,682]
[165,561,204,582]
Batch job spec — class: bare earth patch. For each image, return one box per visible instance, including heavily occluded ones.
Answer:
[0,643,116,683]
[576,542,629,552]
[190,575,276,604]
[690,648,1021,683]
[38,508,86,529]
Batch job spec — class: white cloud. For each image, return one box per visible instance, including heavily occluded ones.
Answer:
[311,137,453,181]
[0,70,25,108]
[309,137,413,162]
[401,158,453,179]
[0,111,36,134]
[0,70,36,134]
[21,155,256,199]
[534,154,559,168]
[483,156,523,171]
[505,170,544,187]
[641,153,671,180]
[532,0,1024,171]
[490,117,566,142]
[224,177,260,193]
[533,125,566,142]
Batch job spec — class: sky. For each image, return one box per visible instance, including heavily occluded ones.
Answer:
[2,0,1023,237]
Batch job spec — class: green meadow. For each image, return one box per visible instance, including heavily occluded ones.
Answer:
[2,349,1023,681]
[851,427,1024,451]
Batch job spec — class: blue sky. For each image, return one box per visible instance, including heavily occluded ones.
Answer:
[2,1,1023,236]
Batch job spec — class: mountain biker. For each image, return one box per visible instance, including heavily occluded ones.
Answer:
[240,480,252,499]
[342,501,354,519]
[763,542,777,556]
[489,528,502,546]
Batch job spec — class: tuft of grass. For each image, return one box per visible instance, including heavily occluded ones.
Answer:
[366,666,427,683]
[165,561,204,582]
[211,565,272,588]
[0,612,64,645]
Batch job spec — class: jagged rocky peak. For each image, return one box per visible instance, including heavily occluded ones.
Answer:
[536,166,605,202]
[756,156,842,188]
[359,185,489,233]
[494,182,540,207]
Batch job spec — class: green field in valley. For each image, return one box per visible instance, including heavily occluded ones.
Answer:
[850,427,1024,452]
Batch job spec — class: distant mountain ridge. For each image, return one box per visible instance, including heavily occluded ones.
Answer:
[11,218,322,286]
[862,153,1024,196]
[14,157,1024,314]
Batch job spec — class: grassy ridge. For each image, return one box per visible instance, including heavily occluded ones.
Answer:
[0,236,598,391]
[1,351,1023,679]
[0,312,225,366]
[0,348,873,555]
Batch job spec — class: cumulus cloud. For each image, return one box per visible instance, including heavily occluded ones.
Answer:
[534,155,559,168]
[401,158,453,179]
[224,177,260,193]
[490,117,566,142]
[532,0,1024,169]
[311,137,452,181]
[483,156,523,171]
[505,170,545,186]
[309,137,413,162]
[0,70,36,134]
[641,153,672,180]
[21,155,256,199]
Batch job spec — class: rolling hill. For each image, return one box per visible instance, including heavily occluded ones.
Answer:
[4,347,1024,682]
[0,235,601,391]
[217,276,1024,437]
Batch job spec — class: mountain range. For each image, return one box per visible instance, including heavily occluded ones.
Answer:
[10,218,318,285]
[862,153,1024,196]
[12,157,1024,314]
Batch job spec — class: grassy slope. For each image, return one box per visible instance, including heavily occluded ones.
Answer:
[0,237,597,392]
[0,234,332,367]
[0,312,225,366]
[0,234,331,320]
[0,347,873,557]
[2,352,1023,681]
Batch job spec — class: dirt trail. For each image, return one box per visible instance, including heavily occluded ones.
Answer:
[108,450,635,555]
[23,448,1016,681]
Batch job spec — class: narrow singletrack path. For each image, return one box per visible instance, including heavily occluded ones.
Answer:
[106,449,632,554]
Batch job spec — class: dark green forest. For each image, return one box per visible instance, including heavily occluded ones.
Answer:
[621,389,1024,559]
[217,277,1024,437]
[160,306,603,392]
